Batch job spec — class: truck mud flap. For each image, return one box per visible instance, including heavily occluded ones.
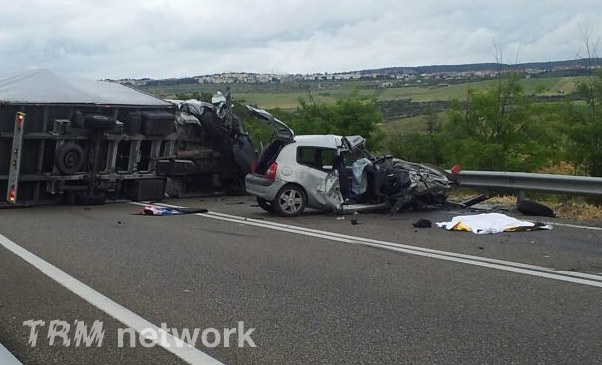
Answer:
[124,179,166,201]
[156,160,195,176]
[74,191,107,205]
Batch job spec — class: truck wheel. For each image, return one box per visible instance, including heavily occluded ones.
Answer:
[55,143,85,174]
[273,185,306,217]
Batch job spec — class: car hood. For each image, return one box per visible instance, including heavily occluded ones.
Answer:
[246,105,294,142]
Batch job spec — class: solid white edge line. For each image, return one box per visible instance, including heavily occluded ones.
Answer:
[545,222,602,231]
[130,202,602,288]
[0,233,226,365]
[201,211,602,288]
[0,342,23,365]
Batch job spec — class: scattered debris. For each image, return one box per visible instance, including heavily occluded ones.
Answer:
[456,194,491,208]
[436,212,553,235]
[413,219,432,228]
[142,205,208,216]
[336,216,345,220]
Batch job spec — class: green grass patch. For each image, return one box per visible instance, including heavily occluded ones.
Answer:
[140,75,587,108]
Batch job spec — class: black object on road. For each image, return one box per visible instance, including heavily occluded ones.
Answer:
[517,199,555,217]
[413,219,432,228]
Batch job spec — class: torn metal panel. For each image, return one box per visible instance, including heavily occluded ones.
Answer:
[314,170,345,211]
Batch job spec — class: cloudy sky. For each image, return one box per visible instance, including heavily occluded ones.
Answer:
[1,0,601,79]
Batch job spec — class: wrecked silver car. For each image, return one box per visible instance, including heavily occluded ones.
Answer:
[244,106,455,216]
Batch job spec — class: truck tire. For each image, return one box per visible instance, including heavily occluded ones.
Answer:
[73,112,117,131]
[55,143,85,174]
[517,198,555,217]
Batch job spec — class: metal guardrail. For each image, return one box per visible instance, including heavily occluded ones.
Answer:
[452,170,602,196]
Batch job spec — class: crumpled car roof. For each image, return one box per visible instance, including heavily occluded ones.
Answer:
[294,134,365,149]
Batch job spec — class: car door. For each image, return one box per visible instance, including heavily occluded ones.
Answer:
[245,105,294,143]
[295,146,342,209]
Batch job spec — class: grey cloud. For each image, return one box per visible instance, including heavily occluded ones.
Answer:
[2,0,602,78]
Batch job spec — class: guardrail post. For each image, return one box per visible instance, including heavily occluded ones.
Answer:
[516,190,526,203]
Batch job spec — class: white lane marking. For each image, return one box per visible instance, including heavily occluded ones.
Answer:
[209,211,602,283]
[544,222,602,231]
[0,342,23,365]
[132,202,602,288]
[0,233,225,365]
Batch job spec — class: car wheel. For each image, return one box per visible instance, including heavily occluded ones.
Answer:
[257,197,274,212]
[273,185,306,217]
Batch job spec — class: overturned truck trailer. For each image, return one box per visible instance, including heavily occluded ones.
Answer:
[0,69,253,207]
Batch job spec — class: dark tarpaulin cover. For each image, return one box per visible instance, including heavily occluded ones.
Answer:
[0,69,170,106]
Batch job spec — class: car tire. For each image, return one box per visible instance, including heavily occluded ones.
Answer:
[55,143,85,174]
[273,185,306,217]
[257,197,274,212]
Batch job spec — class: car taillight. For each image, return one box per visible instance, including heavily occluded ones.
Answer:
[265,162,278,180]
[251,159,258,173]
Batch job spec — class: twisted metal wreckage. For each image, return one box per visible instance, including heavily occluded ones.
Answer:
[1,69,455,211]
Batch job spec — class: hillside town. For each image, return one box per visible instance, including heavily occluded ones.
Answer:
[113,58,602,88]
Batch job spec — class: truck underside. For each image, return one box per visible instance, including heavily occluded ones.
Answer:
[2,70,262,209]
[0,101,252,207]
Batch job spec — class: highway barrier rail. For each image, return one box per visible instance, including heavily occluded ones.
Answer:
[453,170,602,197]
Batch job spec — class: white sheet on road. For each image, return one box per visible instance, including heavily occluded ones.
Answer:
[436,212,553,234]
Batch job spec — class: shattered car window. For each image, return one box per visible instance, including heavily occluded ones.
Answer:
[343,146,372,166]
[297,147,337,170]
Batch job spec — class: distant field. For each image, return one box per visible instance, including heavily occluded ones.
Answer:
[140,76,586,137]
[141,76,586,111]
[378,113,451,137]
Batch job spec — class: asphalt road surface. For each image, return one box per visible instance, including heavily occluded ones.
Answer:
[0,196,601,364]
